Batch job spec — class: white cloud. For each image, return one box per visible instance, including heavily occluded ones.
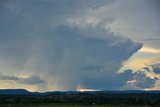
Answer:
[139,47,160,54]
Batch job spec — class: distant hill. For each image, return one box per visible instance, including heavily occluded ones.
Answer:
[0,89,160,95]
[1,89,160,105]
[0,89,30,95]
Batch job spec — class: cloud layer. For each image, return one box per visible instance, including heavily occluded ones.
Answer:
[1,0,158,91]
[0,74,45,85]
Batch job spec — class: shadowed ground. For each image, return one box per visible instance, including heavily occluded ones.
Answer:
[0,103,146,107]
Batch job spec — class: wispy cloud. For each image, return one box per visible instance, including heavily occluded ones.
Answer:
[0,74,45,85]
[139,47,160,54]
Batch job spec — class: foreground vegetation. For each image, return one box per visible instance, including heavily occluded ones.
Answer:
[1,90,160,106]
[0,103,148,107]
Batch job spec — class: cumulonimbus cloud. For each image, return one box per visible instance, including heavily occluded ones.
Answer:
[0,0,144,91]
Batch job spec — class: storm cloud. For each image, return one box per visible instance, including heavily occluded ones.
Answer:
[0,0,148,91]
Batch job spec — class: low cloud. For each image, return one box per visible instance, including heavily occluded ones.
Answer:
[124,66,160,90]
[151,63,160,74]
[133,72,157,89]
[18,75,46,85]
[0,73,19,81]
[0,74,45,85]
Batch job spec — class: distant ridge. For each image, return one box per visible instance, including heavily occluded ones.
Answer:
[0,89,30,95]
[0,89,160,95]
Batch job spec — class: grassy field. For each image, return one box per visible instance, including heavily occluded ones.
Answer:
[0,103,147,107]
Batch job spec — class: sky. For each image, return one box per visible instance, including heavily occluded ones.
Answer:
[0,0,159,92]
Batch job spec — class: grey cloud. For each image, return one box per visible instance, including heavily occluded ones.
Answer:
[124,63,160,90]
[0,0,114,69]
[0,73,19,81]
[86,69,134,90]
[151,63,160,74]
[143,63,160,74]
[124,70,158,89]
[41,26,142,90]
[0,74,45,85]
[143,67,150,72]
[0,0,143,91]
[18,75,45,85]
[133,72,157,88]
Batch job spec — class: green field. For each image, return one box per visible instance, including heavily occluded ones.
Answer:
[0,104,147,107]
